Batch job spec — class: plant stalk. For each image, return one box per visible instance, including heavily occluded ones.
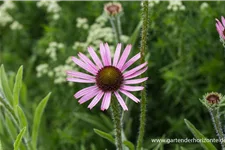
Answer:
[136,1,149,150]
[110,15,121,43]
[111,96,123,150]
[210,109,225,149]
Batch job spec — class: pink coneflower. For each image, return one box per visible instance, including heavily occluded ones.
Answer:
[67,43,148,111]
[216,16,225,40]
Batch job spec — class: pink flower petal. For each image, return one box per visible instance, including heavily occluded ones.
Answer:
[78,88,100,104]
[72,57,97,75]
[124,62,147,78]
[117,44,132,70]
[124,77,148,84]
[88,91,104,109]
[216,19,224,31]
[113,43,122,66]
[119,89,140,103]
[67,78,95,83]
[121,85,144,91]
[121,53,141,72]
[104,43,112,66]
[74,85,98,99]
[101,92,111,111]
[114,91,128,111]
[100,43,108,66]
[67,70,95,80]
[78,52,98,71]
[88,46,103,69]
[221,16,225,27]
[124,67,148,80]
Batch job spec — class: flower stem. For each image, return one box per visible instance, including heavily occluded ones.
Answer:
[110,15,121,43]
[136,1,149,150]
[210,109,225,149]
[111,96,123,150]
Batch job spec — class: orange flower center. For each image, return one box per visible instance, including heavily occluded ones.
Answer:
[96,66,123,92]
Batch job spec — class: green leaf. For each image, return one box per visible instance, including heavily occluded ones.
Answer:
[127,21,142,46]
[17,106,28,130]
[0,65,13,105]
[0,140,3,150]
[5,115,17,141]
[13,127,26,150]
[123,140,135,150]
[184,119,217,150]
[74,113,109,131]
[31,93,51,150]
[93,128,114,144]
[13,66,23,111]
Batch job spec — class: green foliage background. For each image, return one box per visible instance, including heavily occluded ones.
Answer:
[1,1,225,150]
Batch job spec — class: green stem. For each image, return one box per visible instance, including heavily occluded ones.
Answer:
[110,16,121,43]
[136,1,149,150]
[210,109,225,149]
[111,96,123,150]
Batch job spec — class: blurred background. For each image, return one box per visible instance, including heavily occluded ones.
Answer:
[1,1,225,149]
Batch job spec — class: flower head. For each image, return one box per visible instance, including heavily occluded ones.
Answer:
[67,43,148,111]
[104,2,122,16]
[200,92,224,109]
[216,16,225,40]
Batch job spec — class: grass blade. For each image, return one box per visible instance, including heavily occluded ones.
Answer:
[31,93,51,150]
[93,128,114,144]
[184,119,217,150]
[123,140,135,150]
[13,127,26,150]
[13,66,23,111]
[0,65,13,105]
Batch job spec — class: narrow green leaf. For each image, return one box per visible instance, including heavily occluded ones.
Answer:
[123,140,135,150]
[0,65,13,105]
[31,93,51,150]
[0,140,3,150]
[184,119,217,150]
[5,115,17,141]
[127,21,142,46]
[17,106,28,130]
[13,127,26,150]
[13,66,23,111]
[93,128,114,144]
[74,113,109,131]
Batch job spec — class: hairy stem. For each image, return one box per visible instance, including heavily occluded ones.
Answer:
[110,16,121,43]
[210,109,225,149]
[111,96,123,150]
[136,1,149,150]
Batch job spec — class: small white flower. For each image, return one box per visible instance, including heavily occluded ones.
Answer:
[36,64,49,77]
[200,2,209,11]
[167,0,185,11]
[0,0,15,11]
[10,21,23,30]
[76,17,89,30]
[0,11,13,26]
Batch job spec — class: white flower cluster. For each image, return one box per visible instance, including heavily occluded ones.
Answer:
[167,0,185,11]
[10,21,23,30]
[36,57,76,85]
[200,2,209,11]
[37,0,61,20]
[46,42,64,61]
[36,64,49,78]
[148,0,160,8]
[73,14,129,52]
[0,1,23,30]
[53,64,75,84]
[76,17,89,30]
